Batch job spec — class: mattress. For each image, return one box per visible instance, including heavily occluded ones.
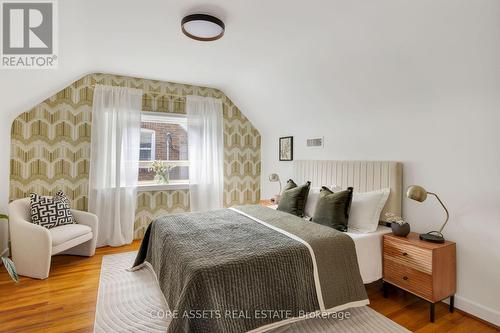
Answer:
[346,225,392,284]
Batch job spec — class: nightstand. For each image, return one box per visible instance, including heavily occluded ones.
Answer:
[259,200,278,209]
[382,232,456,322]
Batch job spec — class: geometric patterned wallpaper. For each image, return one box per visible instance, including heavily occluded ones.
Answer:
[10,73,261,239]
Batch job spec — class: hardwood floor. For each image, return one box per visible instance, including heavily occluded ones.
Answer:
[0,242,139,333]
[0,242,498,333]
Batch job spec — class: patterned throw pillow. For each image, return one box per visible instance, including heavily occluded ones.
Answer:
[54,190,72,206]
[30,191,76,229]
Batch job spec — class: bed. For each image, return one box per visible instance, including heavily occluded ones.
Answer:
[133,160,402,333]
[293,160,403,284]
[346,226,392,283]
[252,216,392,284]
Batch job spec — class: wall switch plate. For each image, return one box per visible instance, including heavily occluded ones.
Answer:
[307,137,324,148]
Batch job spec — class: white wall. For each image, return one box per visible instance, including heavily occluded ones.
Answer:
[0,0,498,326]
[261,104,500,325]
[259,2,500,325]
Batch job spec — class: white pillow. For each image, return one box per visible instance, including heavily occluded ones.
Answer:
[330,184,342,192]
[304,187,321,218]
[348,188,390,233]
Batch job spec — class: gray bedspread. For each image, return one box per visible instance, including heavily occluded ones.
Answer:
[133,205,367,333]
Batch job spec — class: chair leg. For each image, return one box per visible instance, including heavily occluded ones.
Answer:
[449,295,454,313]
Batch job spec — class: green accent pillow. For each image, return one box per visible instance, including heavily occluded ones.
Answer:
[311,186,353,232]
[277,179,311,217]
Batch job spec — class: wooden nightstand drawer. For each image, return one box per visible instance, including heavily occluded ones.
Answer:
[384,257,433,300]
[384,240,432,274]
[383,232,456,323]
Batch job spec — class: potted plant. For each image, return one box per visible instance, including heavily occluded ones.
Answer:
[385,212,410,237]
[0,213,19,283]
[149,161,177,184]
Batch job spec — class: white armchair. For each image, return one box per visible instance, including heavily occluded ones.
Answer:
[9,198,98,279]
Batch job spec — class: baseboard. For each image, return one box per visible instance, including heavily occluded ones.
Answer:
[444,295,500,328]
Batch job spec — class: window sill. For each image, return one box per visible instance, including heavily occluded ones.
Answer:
[137,181,189,192]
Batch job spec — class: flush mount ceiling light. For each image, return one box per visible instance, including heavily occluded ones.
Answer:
[181,14,225,41]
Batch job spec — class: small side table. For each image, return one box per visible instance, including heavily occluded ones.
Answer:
[382,232,456,322]
[259,200,278,209]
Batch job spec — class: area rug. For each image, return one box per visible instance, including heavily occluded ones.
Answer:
[94,251,410,333]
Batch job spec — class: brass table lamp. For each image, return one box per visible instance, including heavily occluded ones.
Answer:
[268,173,282,203]
[406,185,449,243]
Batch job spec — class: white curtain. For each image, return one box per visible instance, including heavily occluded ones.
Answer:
[89,84,142,247]
[187,96,224,212]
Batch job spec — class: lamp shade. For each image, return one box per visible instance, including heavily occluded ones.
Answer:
[268,173,280,182]
[406,185,428,202]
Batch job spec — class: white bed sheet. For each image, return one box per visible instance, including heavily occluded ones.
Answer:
[266,204,390,284]
[346,225,392,284]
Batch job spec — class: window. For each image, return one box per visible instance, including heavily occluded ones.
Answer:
[138,113,189,185]
[140,129,155,161]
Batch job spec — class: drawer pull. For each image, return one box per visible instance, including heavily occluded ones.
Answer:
[402,252,408,256]
[402,276,409,281]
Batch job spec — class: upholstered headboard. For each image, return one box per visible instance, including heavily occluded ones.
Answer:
[293,160,403,221]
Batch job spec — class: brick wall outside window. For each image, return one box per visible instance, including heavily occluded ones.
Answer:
[139,122,188,181]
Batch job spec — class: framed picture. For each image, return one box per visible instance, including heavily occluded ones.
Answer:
[279,136,293,161]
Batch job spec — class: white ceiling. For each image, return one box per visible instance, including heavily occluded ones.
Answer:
[1,0,499,134]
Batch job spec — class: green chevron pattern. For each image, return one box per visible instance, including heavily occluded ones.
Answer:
[9,73,261,239]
